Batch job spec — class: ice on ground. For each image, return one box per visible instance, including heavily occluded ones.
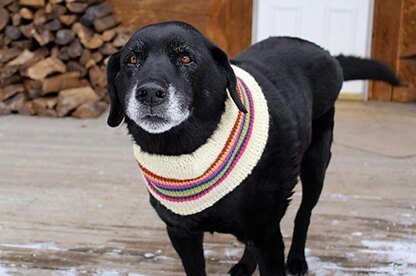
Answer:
[361,239,416,265]
[0,242,63,251]
[0,264,10,276]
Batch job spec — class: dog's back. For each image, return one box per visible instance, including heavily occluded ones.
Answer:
[232,37,343,121]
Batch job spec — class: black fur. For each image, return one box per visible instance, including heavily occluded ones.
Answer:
[335,55,400,85]
[107,21,399,276]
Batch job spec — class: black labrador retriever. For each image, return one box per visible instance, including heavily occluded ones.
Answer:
[106,21,399,276]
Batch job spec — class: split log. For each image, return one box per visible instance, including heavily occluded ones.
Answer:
[93,15,119,32]
[102,28,116,42]
[19,7,33,19]
[6,49,34,66]
[80,2,112,27]
[46,3,66,17]
[66,2,88,14]
[32,97,57,116]
[0,65,19,80]
[0,84,24,101]
[5,26,21,40]
[26,57,66,80]
[67,60,87,77]
[73,101,106,118]
[56,86,100,116]
[99,42,117,55]
[33,9,46,26]
[66,39,83,58]
[93,86,106,99]
[6,1,19,13]
[112,32,130,48]
[72,22,103,49]
[19,23,35,38]
[0,8,10,31]
[50,46,59,57]
[12,13,21,26]
[0,74,21,87]
[33,28,53,46]
[0,47,21,63]
[59,14,77,25]
[0,0,13,8]
[42,71,88,94]
[0,101,11,114]
[45,19,62,31]
[92,51,102,63]
[79,48,92,66]
[18,48,50,77]
[11,40,32,50]
[55,29,75,45]
[33,96,57,109]
[23,79,42,98]
[18,100,35,115]
[88,65,106,88]
[19,0,45,7]
[5,92,25,111]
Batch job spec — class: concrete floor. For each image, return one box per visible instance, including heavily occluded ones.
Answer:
[0,101,415,275]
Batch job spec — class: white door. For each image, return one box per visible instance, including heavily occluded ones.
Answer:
[253,0,374,99]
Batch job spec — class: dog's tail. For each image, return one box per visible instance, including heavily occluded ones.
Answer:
[335,55,400,86]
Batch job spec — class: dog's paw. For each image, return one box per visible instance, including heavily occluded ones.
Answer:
[228,260,257,276]
[286,257,308,275]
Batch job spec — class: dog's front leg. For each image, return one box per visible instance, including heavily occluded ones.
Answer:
[167,226,206,276]
[250,226,286,276]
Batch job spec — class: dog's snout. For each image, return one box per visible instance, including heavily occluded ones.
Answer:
[136,83,167,106]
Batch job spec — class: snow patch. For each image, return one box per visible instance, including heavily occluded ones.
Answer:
[0,242,63,251]
[305,254,343,276]
[361,239,416,264]
[326,193,383,201]
[55,267,78,276]
[0,264,10,276]
[94,270,121,276]
[224,247,242,258]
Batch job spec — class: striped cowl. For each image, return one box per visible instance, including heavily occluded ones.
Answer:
[133,66,269,216]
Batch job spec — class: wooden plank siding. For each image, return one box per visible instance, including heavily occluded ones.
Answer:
[107,0,253,57]
[370,0,416,102]
[369,0,403,101]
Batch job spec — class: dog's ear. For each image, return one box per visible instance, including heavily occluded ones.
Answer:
[209,45,247,113]
[106,50,124,127]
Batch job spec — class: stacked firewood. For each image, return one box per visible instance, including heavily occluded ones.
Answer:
[0,0,133,118]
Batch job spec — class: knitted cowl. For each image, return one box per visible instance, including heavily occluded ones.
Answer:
[133,65,270,216]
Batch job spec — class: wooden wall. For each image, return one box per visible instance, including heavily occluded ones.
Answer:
[370,0,416,102]
[107,0,253,57]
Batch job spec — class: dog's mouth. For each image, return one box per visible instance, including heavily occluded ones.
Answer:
[141,114,169,123]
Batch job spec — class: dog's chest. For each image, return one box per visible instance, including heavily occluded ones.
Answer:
[133,66,270,216]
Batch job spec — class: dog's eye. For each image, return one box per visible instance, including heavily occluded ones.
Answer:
[128,55,137,65]
[179,56,192,65]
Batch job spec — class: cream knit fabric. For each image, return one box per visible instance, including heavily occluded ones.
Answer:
[133,65,269,215]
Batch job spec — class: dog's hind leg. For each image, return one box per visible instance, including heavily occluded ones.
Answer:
[167,226,206,276]
[286,107,335,275]
[228,245,257,276]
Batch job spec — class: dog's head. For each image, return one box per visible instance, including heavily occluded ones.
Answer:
[106,21,246,133]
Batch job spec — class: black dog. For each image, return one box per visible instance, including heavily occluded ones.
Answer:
[106,21,399,275]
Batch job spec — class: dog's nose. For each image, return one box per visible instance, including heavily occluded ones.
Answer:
[136,83,167,106]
